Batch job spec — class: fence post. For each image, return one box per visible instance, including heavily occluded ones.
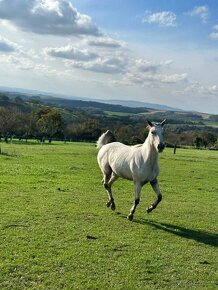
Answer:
[174,144,177,154]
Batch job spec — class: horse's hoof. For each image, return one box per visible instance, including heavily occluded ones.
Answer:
[147,206,153,213]
[110,203,116,211]
[127,214,133,221]
[106,201,111,207]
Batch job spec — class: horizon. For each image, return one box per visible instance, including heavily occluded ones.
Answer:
[0,0,218,114]
[0,85,213,114]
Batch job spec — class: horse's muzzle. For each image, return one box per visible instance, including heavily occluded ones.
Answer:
[158,143,165,152]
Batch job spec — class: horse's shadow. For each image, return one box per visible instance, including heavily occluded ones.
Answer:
[118,213,218,247]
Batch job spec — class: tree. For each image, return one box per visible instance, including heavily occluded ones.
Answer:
[114,125,137,144]
[0,94,10,102]
[0,107,20,136]
[14,96,24,104]
[194,132,217,148]
[194,136,203,148]
[201,132,217,148]
[214,139,218,149]
[36,107,63,138]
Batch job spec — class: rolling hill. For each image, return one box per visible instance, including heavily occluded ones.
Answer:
[0,86,181,112]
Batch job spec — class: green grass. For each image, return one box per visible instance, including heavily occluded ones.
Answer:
[0,142,217,289]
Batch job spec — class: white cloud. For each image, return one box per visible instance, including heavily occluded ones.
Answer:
[117,67,187,87]
[0,54,35,70]
[135,59,173,73]
[176,81,218,97]
[0,19,18,31]
[0,0,102,36]
[209,32,218,40]
[45,45,98,61]
[32,0,64,17]
[68,56,127,74]
[0,36,18,52]
[0,53,66,77]
[187,6,209,23]
[87,37,124,48]
[121,57,182,86]
[209,24,218,40]
[213,24,218,30]
[208,85,218,94]
[157,73,187,83]
[142,11,177,27]
[44,40,128,74]
[135,59,160,73]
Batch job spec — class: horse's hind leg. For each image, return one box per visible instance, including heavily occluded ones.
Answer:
[104,172,118,210]
[147,178,162,213]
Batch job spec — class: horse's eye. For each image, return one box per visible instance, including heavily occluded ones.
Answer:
[151,131,155,135]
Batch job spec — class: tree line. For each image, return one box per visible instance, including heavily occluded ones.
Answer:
[0,93,217,149]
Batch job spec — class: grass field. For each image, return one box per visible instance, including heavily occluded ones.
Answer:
[0,141,217,289]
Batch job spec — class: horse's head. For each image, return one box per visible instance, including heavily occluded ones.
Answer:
[147,120,166,153]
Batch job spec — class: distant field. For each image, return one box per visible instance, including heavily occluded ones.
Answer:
[0,142,217,289]
[203,121,218,128]
[105,110,136,116]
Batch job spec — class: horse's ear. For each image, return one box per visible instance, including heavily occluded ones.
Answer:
[147,120,153,128]
[161,119,166,127]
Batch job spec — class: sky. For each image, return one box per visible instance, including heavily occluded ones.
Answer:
[0,0,218,114]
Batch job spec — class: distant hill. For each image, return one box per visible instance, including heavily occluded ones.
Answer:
[0,86,181,112]
[0,88,148,114]
[94,99,182,111]
[31,95,149,114]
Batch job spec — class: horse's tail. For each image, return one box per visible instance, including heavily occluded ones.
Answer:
[96,130,116,149]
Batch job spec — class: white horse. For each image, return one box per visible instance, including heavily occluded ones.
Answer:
[97,120,166,221]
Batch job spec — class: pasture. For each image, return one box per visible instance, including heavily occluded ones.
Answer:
[0,141,217,289]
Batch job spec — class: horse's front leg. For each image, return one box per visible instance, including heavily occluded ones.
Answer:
[127,182,142,221]
[147,178,162,213]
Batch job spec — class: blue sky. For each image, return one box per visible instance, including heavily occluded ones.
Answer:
[0,0,218,113]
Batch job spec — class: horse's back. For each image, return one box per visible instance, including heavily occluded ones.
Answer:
[98,142,142,180]
[98,142,131,159]
[98,142,131,166]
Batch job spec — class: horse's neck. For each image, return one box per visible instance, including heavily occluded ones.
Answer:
[142,135,158,164]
